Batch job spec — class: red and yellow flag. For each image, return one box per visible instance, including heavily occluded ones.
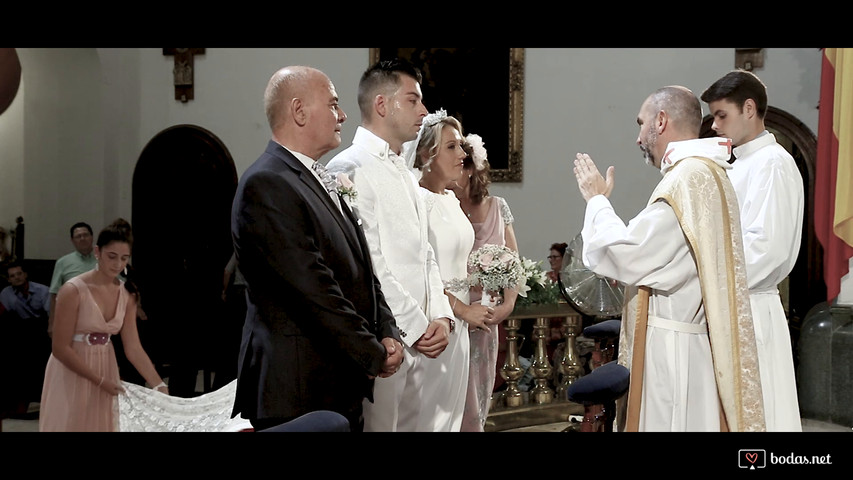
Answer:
[815,48,853,302]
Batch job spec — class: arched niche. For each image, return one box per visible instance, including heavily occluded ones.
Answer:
[131,124,238,393]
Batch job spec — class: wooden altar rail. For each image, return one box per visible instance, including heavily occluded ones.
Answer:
[484,303,587,431]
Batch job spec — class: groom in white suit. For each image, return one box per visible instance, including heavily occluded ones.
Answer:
[327,58,455,431]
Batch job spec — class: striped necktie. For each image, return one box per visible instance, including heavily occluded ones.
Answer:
[312,161,338,194]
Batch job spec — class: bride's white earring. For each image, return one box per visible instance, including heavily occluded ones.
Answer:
[94,258,99,271]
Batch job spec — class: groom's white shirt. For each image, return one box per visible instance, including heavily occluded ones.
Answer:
[327,126,452,347]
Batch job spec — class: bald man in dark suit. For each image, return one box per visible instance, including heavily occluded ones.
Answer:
[230,65,403,432]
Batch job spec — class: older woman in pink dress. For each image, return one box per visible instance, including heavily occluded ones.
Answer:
[451,134,520,432]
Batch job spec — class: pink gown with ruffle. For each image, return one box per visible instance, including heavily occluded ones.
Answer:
[460,195,514,432]
[39,276,126,432]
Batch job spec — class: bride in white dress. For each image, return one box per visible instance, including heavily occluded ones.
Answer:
[404,111,494,431]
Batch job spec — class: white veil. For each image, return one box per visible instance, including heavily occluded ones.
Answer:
[402,108,448,176]
[118,380,253,432]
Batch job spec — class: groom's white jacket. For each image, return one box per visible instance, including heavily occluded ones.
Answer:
[327,126,453,347]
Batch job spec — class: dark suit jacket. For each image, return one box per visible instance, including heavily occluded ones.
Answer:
[231,140,399,425]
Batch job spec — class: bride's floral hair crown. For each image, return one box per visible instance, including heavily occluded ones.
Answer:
[465,133,488,171]
[403,108,449,170]
[421,108,448,132]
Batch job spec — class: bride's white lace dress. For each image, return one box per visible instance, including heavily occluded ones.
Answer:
[118,380,252,432]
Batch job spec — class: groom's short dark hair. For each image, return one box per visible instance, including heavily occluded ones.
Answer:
[357,58,423,119]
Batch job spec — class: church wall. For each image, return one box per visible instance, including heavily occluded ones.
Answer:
[10,48,104,259]
[0,77,24,244]
[98,48,142,229]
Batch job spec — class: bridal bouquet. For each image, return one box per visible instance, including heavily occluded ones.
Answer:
[443,244,525,307]
[467,243,525,295]
[444,244,526,294]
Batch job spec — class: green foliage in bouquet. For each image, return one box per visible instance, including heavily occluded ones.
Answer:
[514,257,563,307]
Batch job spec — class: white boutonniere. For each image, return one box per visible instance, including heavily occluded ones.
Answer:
[336,173,358,201]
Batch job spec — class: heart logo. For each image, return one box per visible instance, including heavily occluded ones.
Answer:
[745,453,758,464]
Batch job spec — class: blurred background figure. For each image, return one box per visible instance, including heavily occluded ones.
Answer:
[0,226,12,291]
[47,222,97,337]
[0,227,11,263]
[214,252,246,390]
[546,242,568,283]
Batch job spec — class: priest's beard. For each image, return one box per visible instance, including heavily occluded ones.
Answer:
[640,127,658,167]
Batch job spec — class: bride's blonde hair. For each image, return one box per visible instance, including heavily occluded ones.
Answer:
[413,115,463,171]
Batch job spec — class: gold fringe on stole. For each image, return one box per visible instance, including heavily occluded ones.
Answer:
[624,286,650,432]
[719,400,729,432]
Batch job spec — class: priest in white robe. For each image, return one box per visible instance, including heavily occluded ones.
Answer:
[702,70,804,431]
[572,85,765,432]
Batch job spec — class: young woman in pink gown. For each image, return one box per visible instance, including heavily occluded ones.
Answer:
[39,218,168,431]
[452,134,520,432]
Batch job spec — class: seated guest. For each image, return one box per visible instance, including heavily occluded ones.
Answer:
[0,261,51,415]
[1,261,50,319]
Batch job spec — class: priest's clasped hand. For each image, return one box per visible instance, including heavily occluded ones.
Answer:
[573,152,615,202]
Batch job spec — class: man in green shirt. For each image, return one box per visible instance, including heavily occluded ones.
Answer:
[47,222,96,336]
